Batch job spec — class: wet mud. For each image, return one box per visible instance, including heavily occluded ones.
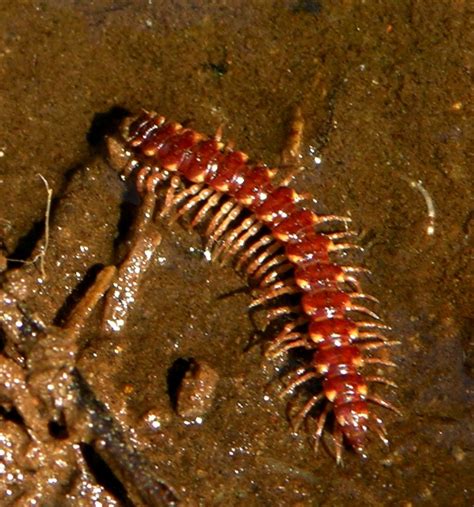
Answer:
[0,1,472,505]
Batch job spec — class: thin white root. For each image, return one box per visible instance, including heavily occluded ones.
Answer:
[401,175,436,236]
[36,174,53,278]
[7,175,53,278]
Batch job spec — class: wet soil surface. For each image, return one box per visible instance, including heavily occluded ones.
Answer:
[0,1,472,505]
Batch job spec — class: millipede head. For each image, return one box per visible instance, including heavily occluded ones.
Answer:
[119,113,143,142]
[106,135,133,174]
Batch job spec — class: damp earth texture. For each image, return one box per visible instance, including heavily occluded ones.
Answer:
[0,1,472,505]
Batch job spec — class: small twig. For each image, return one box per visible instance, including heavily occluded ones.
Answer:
[102,227,162,334]
[279,105,305,186]
[400,175,436,236]
[280,105,304,166]
[65,265,117,336]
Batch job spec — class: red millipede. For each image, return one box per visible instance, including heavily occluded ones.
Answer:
[107,110,400,463]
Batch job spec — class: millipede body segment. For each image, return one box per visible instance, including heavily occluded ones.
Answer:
[107,110,399,462]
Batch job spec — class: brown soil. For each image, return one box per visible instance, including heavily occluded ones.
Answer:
[0,1,472,505]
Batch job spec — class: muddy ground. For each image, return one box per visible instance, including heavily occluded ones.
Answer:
[0,1,472,505]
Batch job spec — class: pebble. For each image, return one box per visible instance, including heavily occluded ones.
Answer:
[176,360,219,419]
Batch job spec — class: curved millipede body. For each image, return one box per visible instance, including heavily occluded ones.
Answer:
[107,110,399,462]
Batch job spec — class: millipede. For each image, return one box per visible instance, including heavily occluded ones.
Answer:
[106,109,400,463]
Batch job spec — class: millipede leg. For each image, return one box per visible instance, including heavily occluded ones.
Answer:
[235,234,274,271]
[246,242,282,277]
[357,321,391,331]
[161,175,184,217]
[136,165,152,193]
[344,277,362,293]
[168,183,205,213]
[171,187,215,223]
[259,278,286,293]
[318,215,353,226]
[367,395,402,416]
[221,221,264,263]
[280,370,317,399]
[357,340,399,351]
[260,263,293,286]
[207,204,243,249]
[122,158,140,179]
[266,332,303,358]
[145,171,170,194]
[213,216,257,261]
[191,192,222,227]
[350,292,380,304]
[266,317,307,355]
[250,283,300,308]
[326,231,358,241]
[261,278,296,296]
[342,265,370,276]
[347,304,381,321]
[268,338,308,358]
[370,415,389,446]
[313,402,331,455]
[365,376,398,388]
[265,305,300,322]
[205,200,234,240]
[292,392,324,431]
[365,358,397,368]
[330,243,364,254]
[253,254,288,282]
[334,426,344,465]
[358,332,390,343]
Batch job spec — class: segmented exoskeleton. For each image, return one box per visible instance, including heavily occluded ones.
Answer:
[107,110,399,462]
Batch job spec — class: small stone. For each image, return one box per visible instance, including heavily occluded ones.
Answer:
[451,445,465,462]
[142,406,173,431]
[176,360,219,419]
